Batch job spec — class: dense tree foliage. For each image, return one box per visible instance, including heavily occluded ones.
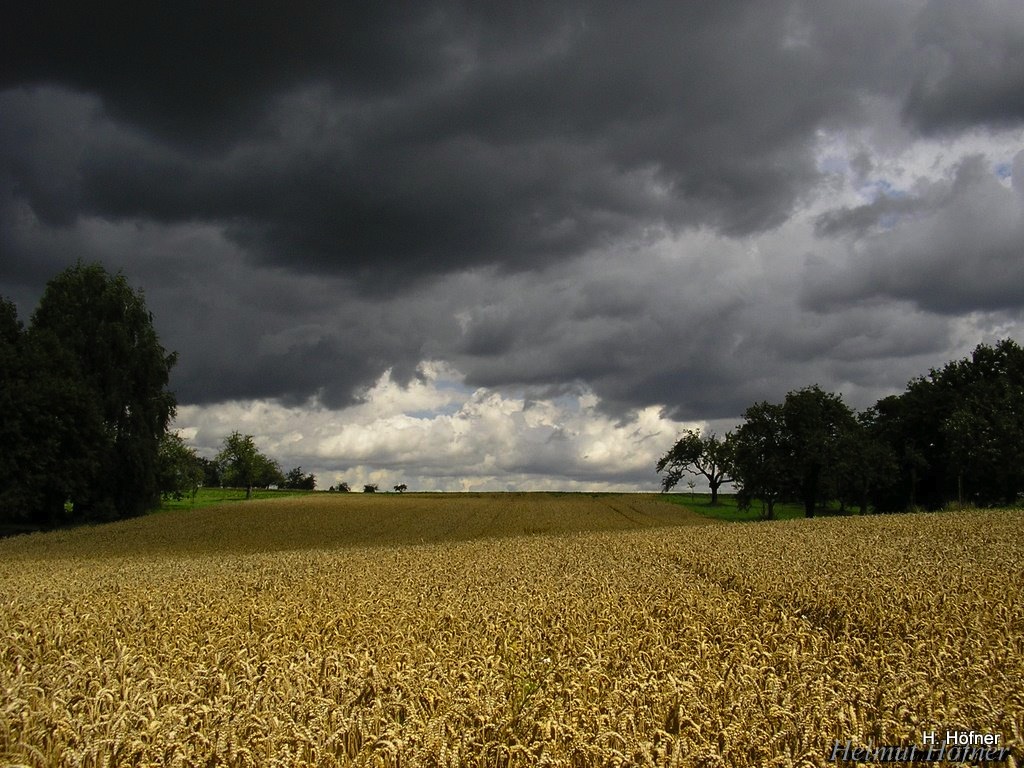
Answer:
[677,339,1024,516]
[284,466,317,491]
[779,386,860,518]
[0,299,40,525]
[731,401,788,520]
[215,432,284,498]
[834,409,896,515]
[1,264,178,529]
[871,338,1024,510]
[157,432,204,502]
[197,456,222,488]
[663,389,862,518]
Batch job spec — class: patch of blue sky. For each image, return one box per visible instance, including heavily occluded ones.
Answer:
[434,377,470,394]
[549,392,585,413]
[817,154,849,175]
[995,161,1012,180]
[407,402,462,419]
[877,212,900,230]
[871,179,906,198]
[858,178,908,203]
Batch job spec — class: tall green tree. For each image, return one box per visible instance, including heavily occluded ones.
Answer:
[7,326,102,526]
[216,432,283,498]
[0,300,24,515]
[2,265,176,528]
[870,393,931,511]
[782,385,859,518]
[27,262,178,521]
[0,299,36,526]
[731,387,874,518]
[656,429,735,505]
[731,401,788,520]
[835,409,896,515]
[871,338,1024,510]
[937,340,1024,506]
[157,432,204,502]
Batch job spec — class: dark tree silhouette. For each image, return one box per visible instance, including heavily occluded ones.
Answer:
[732,401,788,520]
[781,385,859,518]
[1,263,177,527]
[656,429,734,505]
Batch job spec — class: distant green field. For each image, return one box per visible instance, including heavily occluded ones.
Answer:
[160,486,316,510]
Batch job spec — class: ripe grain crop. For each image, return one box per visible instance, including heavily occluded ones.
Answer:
[1,495,1021,767]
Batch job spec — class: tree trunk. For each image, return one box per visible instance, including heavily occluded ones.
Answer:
[246,484,252,500]
[803,469,819,518]
[709,482,719,505]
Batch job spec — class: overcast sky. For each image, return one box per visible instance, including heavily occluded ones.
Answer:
[3,1,1023,491]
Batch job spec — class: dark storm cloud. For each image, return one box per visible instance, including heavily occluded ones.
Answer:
[1,0,915,281]
[3,0,1024,424]
[902,0,1024,133]
[1,2,454,147]
[140,252,451,409]
[437,247,951,422]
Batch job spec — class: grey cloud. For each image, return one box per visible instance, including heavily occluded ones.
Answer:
[813,195,933,238]
[1014,149,1024,197]
[0,88,99,227]
[1,2,456,148]
[2,0,1024,428]
[805,155,1024,314]
[0,1,923,287]
[157,274,446,409]
[902,0,1024,133]
[437,244,952,421]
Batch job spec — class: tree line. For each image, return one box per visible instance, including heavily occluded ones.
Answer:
[658,338,1024,518]
[160,430,318,504]
[0,263,317,533]
[7,263,1019,532]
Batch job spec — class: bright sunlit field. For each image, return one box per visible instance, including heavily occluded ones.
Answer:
[2,494,1022,767]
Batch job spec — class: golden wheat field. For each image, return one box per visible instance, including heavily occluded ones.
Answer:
[1,494,1022,767]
